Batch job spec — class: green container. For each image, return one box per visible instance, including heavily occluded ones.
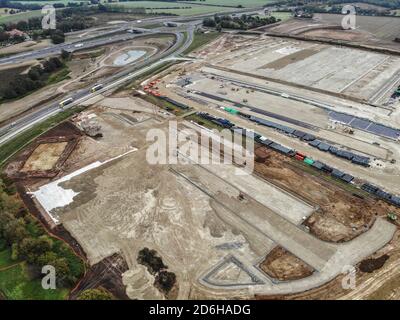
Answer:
[224,107,239,114]
[304,158,314,165]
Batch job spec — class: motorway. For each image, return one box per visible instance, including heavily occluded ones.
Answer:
[0,26,194,146]
[0,6,262,66]
[0,7,267,148]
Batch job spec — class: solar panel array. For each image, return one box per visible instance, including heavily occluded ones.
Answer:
[329,111,400,140]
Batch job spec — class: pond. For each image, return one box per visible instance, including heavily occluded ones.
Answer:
[113,50,147,66]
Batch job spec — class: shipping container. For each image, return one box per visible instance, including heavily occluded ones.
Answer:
[304,158,314,165]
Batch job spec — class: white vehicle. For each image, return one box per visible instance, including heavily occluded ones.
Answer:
[74,43,83,48]
[91,84,103,93]
[59,97,73,108]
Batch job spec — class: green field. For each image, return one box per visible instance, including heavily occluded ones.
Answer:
[189,0,275,8]
[0,10,43,23]
[0,213,84,300]
[109,1,236,16]
[271,11,292,22]
[0,262,69,300]
[0,248,14,268]
[14,0,89,3]
[0,1,90,23]
[183,31,221,55]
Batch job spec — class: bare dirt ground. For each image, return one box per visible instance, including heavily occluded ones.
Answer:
[21,142,68,172]
[253,147,400,242]
[259,247,314,281]
[314,14,400,42]
[4,121,81,180]
[6,31,400,299]
[8,93,399,299]
[257,231,400,300]
[263,16,400,52]
[0,39,52,56]
[70,253,130,300]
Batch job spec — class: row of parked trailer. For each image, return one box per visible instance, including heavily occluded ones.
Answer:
[193,112,400,208]
[245,114,371,167]
[196,112,356,184]
[362,183,400,208]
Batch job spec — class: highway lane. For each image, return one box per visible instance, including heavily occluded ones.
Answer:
[0,6,261,66]
[0,27,193,146]
[0,5,263,145]
[0,30,156,66]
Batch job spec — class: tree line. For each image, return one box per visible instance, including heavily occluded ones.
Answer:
[0,7,96,46]
[0,0,87,11]
[0,176,84,288]
[0,56,65,100]
[203,14,279,31]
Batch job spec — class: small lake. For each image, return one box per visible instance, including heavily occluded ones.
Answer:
[113,50,147,66]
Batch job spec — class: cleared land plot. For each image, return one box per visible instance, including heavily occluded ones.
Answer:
[259,247,314,281]
[253,147,399,242]
[221,37,400,101]
[18,99,399,298]
[21,142,68,172]
[315,14,400,41]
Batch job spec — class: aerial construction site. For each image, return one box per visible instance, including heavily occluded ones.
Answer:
[1,1,400,302]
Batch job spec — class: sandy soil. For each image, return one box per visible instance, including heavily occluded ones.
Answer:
[259,247,314,281]
[0,39,52,55]
[21,142,68,172]
[254,149,399,242]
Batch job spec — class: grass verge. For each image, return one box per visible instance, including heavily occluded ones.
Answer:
[183,31,221,55]
[46,66,71,85]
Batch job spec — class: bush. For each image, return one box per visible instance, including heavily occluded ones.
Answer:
[137,248,167,275]
[154,270,176,294]
[78,288,114,300]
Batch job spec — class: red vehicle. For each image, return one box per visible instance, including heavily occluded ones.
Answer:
[295,155,305,161]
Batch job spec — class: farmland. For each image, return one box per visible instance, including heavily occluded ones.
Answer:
[0,10,43,23]
[108,1,236,16]
[184,0,275,7]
